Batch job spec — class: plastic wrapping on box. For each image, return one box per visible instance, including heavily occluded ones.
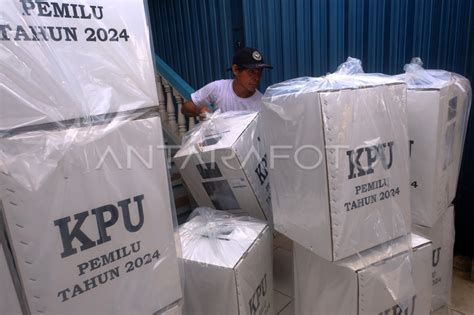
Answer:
[0,0,158,133]
[335,56,364,75]
[0,117,183,314]
[294,234,432,314]
[261,61,410,261]
[397,58,472,226]
[179,110,257,154]
[174,111,272,221]
[179,207,273,315]
[413,206,455,311]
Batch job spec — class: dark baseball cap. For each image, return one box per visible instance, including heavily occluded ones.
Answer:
[228,47,273,70]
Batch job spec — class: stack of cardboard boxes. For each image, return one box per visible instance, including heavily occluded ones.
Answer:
[174,114,274,315]
[400,63,472,311]
[3,0,471,313]
[260,72,433,314]
[0,0,183,314]
[171,59,471,313]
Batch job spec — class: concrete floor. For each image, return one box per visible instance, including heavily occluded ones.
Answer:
[447,268,474,315]
[273,234,474,315]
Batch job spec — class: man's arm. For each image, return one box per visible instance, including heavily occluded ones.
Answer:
[182,81,218,118]
[182,100,210,118]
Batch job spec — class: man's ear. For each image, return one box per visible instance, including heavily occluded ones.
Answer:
[231,64,239,76]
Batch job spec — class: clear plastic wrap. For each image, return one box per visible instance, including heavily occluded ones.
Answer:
[294,233,432,314]
[335,56,364,75]
[261,63,411,261]
[179,110,257,154]
[179,207,273,315]
[413,206,455,311]
[0,1,183,313]
[397,58,472,227]
[174,111,272,222]
[0,0,158,133]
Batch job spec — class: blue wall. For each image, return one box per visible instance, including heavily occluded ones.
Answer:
[242,0,473,91]
[149,0,473,91]
[148,0,237,89]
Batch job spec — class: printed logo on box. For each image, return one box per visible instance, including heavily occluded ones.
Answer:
[346,141,394,180]
[249,273,269,315]
[54,195,145,258]
[51,194,164,303]
[254,154,269,186]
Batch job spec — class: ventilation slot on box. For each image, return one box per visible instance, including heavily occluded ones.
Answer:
[202,180,240,210]
[196,163,223,179]
[199,136,221,147]
[443,97,457,170]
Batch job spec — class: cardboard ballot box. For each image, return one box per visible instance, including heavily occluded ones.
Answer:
[294,234,432,315]
[402,67,471,227]
[174,111,271,221]
[1,0,159,131]
[179,209,273,315]
[0,117,182,314]
[413,206,454,311]
[0,242,22,315]
[261,75,410,261]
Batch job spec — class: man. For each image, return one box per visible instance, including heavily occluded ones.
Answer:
[181,47,273,118]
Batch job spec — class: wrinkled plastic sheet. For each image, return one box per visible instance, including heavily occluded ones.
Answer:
[179,110,258,154]
[0,0,158,133]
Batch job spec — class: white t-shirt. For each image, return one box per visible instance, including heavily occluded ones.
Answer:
[191,79,262,112]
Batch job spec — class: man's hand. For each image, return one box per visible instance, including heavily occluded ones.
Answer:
[198,106,211,120]
[182,100,211,119]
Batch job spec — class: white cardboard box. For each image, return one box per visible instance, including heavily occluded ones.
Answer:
[1,0,158,131]
[406,74,471,227]
[174,112,271,221]
[261,75,410,261]
[0,117,182,314]
[294,234,432,315]
[0,242,22,315]
[179,214,273,315]
[413,206,454,311]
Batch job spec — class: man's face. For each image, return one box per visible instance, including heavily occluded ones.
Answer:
[232,65,264,93]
